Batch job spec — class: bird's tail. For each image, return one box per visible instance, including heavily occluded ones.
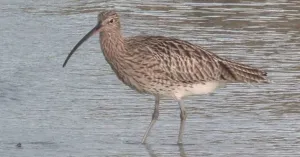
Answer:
[219,59,269,83]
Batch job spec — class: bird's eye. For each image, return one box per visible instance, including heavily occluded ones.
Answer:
[109,19,114,23]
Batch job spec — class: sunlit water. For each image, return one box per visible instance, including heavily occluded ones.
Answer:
[1,0,299,156]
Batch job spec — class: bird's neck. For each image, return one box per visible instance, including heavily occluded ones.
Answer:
[100,30,126,59]
[99,30,130,84]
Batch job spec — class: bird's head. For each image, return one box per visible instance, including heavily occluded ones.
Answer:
[97,10,121,33]
[62,10,120,67]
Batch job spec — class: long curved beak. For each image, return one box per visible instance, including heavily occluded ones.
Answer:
[62,22,101,67]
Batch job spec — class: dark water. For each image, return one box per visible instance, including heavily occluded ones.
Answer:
[1,0,299,156]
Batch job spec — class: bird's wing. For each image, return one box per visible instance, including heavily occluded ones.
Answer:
[126,36,222,84]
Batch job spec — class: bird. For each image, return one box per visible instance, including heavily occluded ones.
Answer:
[63,10,268,144]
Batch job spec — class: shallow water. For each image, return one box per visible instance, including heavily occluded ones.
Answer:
[1,0,299,156]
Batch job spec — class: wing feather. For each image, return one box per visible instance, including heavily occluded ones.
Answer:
[126,35,268,84]
[127,36,221,84]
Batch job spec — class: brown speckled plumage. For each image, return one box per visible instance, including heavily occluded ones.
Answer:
[63,10,268,144]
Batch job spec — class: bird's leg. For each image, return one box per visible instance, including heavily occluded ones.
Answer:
[178,100,187,144]
[141,96,160,144]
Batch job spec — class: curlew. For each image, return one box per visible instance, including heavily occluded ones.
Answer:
[63,11,268,144]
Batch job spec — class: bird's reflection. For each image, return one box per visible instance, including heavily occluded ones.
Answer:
[144,143,157,157]
[144,143,187,157]
[179,144,187,157]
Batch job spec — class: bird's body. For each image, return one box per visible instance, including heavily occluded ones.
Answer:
[100,35,266,99]
[63,11,268,144]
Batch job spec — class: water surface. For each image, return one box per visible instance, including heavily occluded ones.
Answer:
[0,0,299,156]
